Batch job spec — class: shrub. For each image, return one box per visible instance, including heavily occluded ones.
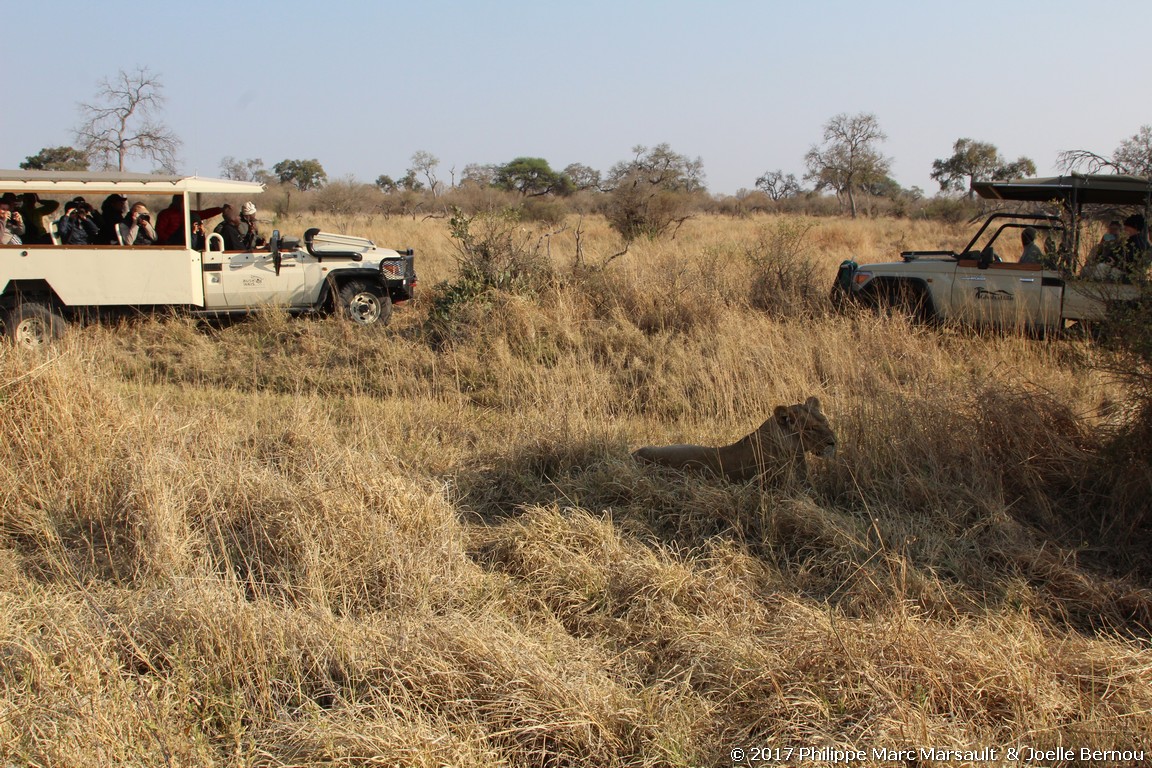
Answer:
[518,197,568,226]
[601,182,699,242]
[743,219,827,318]
[425,208,555,341]
[920,195,981,223]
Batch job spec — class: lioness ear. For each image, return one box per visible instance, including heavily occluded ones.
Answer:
[805,396,821,411]
[774,405,793,427]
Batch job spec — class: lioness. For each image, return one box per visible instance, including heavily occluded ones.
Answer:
[632,396,836,483]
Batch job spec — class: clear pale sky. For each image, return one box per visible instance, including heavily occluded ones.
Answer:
[3,0,1150,196]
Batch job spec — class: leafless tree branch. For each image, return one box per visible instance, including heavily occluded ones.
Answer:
[74,66,181,172]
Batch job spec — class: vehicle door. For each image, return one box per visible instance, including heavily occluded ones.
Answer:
[202,243,306,308]
[951,257,1052,329]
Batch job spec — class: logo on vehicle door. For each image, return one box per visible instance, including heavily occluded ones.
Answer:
[242,277,264,288]
[975,288,1013,301]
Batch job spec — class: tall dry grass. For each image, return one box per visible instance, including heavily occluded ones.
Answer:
[1,213,1150,766]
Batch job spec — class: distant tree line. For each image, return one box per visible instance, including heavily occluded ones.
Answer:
[18,68,1152,237]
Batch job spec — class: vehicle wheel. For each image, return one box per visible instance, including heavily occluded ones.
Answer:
[871,282,934,324]
[3,301,68,348]
[337,280,393,326]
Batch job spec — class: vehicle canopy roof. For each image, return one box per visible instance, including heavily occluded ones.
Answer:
[972,173,1152,206]
[0,169,264,196]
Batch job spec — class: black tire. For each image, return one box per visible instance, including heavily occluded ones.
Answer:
[337,280,392,326]
[2,301,68,348]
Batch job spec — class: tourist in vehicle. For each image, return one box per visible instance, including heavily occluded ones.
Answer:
[156,195,225,246]
[15,193,60,244]
[1092,220,1123,260]
[1117,214,1150,282]
[1018,227,1049,266]
[156,195,185,244]
[99,194,129,244]
[56,200,100,245]
[213,204,246,250]
[1082,220,1125,280]
[0,200,22,245]
[1,193,26,241]
[189,213,206,251]
[239,201,262,250]
[117,202,158,246]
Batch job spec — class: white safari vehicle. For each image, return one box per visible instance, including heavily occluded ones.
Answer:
[831,174,1149,331]
[0,170,416,346]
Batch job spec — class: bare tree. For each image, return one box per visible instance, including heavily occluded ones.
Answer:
[804,112,890,218]
[219,156,270,183]
[409,150,441,197]
[75,67,181,173]
[1060,126,1152,177]
[754,169,801,200]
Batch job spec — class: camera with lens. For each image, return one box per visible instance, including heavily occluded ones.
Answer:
[137,213,150,224]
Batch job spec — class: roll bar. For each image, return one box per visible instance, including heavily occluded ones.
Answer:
[303,228,363,262]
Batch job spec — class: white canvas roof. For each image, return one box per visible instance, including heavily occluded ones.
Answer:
[0,170,264,195]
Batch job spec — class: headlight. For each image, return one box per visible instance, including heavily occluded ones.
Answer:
[380,260,404,279]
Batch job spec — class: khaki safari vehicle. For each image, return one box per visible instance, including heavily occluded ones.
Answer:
[831,174,1150,331]
[0,170,416,347]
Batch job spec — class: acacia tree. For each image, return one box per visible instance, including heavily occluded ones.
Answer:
[376,170,423,193]
[931,138,1036,197]
[75,67,180,173]
[494,157,573,197]
[804,112,890,218]
[273,159,327,190]
[20,146,89,171]
[1060,126,1152,176]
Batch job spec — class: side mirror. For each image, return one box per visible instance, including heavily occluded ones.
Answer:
[270,230,282,276]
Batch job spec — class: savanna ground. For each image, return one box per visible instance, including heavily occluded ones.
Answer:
[2,213,1151,767]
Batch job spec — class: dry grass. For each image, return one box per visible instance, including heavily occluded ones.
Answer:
[2,213,1151,766]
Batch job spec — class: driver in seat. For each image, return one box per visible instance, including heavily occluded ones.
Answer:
[1018,227,1050,267]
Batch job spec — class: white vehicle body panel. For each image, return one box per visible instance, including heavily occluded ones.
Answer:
[1,171,265,308]
[1,246,205,306]
[848,258,1138,329]
[203,250,307,308]
[949,261,1055,327]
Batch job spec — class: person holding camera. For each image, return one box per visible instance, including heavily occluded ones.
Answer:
[57,200,101,245]
[239,201,263,250]
[0,199,22,245]
[117,202,157,246]
[1,193,26,242]
[189,213,207,251]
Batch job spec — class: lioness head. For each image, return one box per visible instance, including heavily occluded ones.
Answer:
[772,396,836,458]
